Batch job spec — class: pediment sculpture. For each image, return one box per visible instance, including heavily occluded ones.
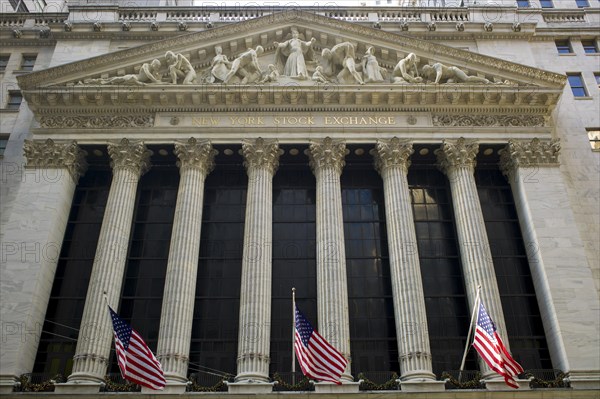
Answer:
[79,28,514,87]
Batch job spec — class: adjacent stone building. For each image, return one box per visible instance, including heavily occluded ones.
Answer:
[1,0,598,397]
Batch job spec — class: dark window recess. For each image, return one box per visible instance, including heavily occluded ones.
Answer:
[108,160,179,374]
[576,0,590,7]
[20,55,37,71]
[582,40,599,54]
[6,91,22,110]
[567,74,588,97]
[540,0,553,7]
[33,163,112,376]
[343,154,398,377]
[190,147,246,380]
[0,136,8,156]
[0,55,9,72]
[270,152,317,376]
[408,165,475,376]
[555,40,572,54]
[516,0,530,7]
[475,167,551,369]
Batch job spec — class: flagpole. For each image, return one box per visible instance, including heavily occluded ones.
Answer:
[459,285,481,380]
[291,287,296,386]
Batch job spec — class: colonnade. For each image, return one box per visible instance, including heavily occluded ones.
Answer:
[12,136,568,393]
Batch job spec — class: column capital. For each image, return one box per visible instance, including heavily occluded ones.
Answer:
[242,137,281,175]
[174,138,217,175]
[308,137,348,176]
[435,137,479,175]
[107,138,151,177]
[374,138,414,176]
[499,138,560,177]
[23,139,88,182]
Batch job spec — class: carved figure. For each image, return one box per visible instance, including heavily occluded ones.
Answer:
[223,46,264,84]
[392,53,422,84]
[321,42,364,85]
[165,51,196,84]
[421,63,491,84]
[83,59,163,86]
[361,46,386,83]
[274,29,316,80]
[312,66,329,83]
[209,45,231,83]
[259,64,280,83]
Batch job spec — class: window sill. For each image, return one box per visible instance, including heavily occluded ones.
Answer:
[558,53,576,56]
[585,53,600,56]
[0,108,20,113]
[574,96,593,100]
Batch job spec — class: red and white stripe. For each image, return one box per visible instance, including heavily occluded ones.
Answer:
[473,326,523,389]
[294,330,347,384]
[114,330,166,390]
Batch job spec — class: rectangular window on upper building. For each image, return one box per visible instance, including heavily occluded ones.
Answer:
[555,40,573,54]
[0,55,9,72]
[6,91,23,110]
[587,129,600,152]
[517,0,530,7]
[540,0,554,7]
[20,55,37,71]
[576,0,590,7]
[567,74,588,97]
[582,40,599,54]
[0,135,8,157]
[594,72,600,85]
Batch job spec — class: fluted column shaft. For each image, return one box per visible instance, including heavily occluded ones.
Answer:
[156,139,216,383]
[374,139,435,381]
[308,137,352,382]
[68,139,151,383]
[436,138,508,378]
[235,138,280,383]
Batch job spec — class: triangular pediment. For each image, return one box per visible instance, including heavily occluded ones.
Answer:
[18,10,565,114]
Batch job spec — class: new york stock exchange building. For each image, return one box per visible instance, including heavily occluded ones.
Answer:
[0,1,599,397]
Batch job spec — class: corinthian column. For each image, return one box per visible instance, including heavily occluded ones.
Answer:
[231,138,280,393]
[62,139,151,392]
[0,140,86,393]
[307,137,353,384]
[500,139,600,390]
[435,138,508,379]
[155,139,216,392]
[374,138,441,390]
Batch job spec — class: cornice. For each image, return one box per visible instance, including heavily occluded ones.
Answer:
[16,10,566,90]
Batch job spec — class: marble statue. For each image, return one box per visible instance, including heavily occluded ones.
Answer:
[82,59,163,86]
[311,66,329,83]
[165,51,196,84]
[259,64,280,83]
[321,42,364,85]
[274,28,316,80]
[361,46,386,83]
[208,45,231,83]
[392,53,423,84]
[421,63,492,84]
[223,46,264,84]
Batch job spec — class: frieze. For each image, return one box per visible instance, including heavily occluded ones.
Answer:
[16,10,566,90]
[40,115,154,129]
[432,114,545,127]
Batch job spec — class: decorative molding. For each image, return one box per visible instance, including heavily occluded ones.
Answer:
[107,138,152,177]
[499,138,560,176]
[374,137,414,175]
[242,137,281,175]
[15,10,566,90]
[39,115,154,128]
[174,137,217,175]
[432,114,545,127]
[23,139,88,182]
[308,137,348,176]
[435,137,479,174]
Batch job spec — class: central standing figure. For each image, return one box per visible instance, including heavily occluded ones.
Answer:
[274,28,316,80]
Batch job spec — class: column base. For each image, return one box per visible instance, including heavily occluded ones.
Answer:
[484,377,532,391]
[566,370,600,390]
[141,381,189,394]
[399,379,446,392]
[0,375,18,394]
[226,381,275,394]
[314,381,361,393]
[54,381,103,394]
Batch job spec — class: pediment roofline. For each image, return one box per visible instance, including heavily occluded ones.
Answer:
[18,10,565,90]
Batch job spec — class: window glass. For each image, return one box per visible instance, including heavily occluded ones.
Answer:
[567,74,588,97]
[582,40,599,54]
[555,40,572,54]
[21,55,37,71]
[6,91,22,110]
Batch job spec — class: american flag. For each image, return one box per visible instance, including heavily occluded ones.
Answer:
[108,306,166,390]
[294,305,348,385]
[473,301,524,389]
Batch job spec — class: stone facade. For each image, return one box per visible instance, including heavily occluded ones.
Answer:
[0,1,598,397]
